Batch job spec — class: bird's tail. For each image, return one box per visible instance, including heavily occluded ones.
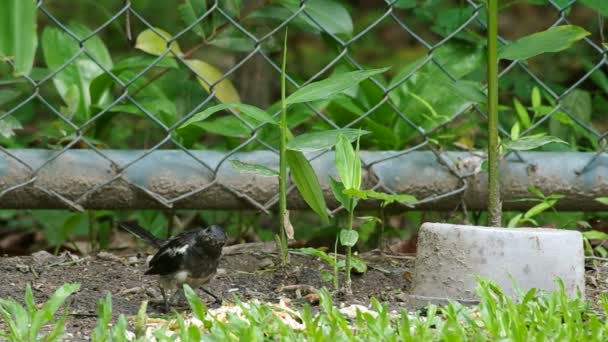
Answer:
[119,222,164,248]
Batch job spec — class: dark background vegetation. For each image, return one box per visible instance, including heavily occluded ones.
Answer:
[1,0,607,256]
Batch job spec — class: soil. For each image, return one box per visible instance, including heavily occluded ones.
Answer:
[0,243,605,341]
[0,243,415,340]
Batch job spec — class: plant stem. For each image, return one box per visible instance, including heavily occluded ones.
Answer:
[345,199,354,294]
[487,0,502,227]
[278,29,289,264]
[333,229,340,291]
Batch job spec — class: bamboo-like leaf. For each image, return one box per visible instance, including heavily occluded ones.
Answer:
[229,160,279,177]
[285,68,389,104]
[503,135,568,151]
[287,128,369,152]
[343,188,418,205]
[335,134,358,190]
[179,102,276,130]
[499,25,590,60]
[286,150,329,223]
[595,197,608,206]
[0,0,37,76]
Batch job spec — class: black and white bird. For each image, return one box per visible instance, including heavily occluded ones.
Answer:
[119,222,227,311]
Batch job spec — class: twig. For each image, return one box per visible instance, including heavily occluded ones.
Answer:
[586,256,608,263]
[44,257,90,269]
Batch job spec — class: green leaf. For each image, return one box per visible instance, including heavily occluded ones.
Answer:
[285,68,389,104]
[583,230,608,240]
[510,122,520,141]
[579,0,608,17]
[183,284,207,321]
[287,128,369,152]
[279,0,353,35]
[394,0,416,9]
[339,229,359,247]
[513,98,531,129]
[531,87,541,109]
[335,134,361,191]
[189,115,252,138]
[178,0,210,38]
[499,25,590,60]
[179,102,276,130]
[524,200,558,219]
[0,0,37,76]
[595,197,608,206]
[135,28,183,56]
[42,24,113,120]
[343,188,418,206]
[507,213,523,228]
[297,247,336,266]
[527,185,545,198]
[329,177,355,212]
[502,135,568,151]
[229,160,279,177]
[444,80,487,104]
[0,116,22,138]
[185,59,241,103]
[286,150,329,223]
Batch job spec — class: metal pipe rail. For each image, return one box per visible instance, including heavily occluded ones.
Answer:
[1,149,606,211]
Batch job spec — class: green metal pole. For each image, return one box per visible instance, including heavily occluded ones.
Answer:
[487,0,502,226]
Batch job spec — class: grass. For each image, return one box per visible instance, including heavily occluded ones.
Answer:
[1,279,607,341]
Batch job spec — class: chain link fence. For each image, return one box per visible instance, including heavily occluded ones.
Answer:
[1,0,607,217]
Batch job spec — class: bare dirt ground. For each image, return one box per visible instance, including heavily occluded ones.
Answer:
[0,243,416,340]
[1,243,606,340]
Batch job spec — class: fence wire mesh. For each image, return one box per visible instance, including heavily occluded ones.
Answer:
[0,0,606,217]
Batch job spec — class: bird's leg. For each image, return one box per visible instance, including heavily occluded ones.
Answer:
[159,286,169,313]
[201,287,221,304]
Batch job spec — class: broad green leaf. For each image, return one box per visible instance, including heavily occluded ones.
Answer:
[550,89,592,143]
[185,115,252,139]
[499,25,590,60]
[178,0,210,38]
[329,176,355,212]
[287,128,369,152]
[502,135,568,151]
[229,160,279,177]
[583,230,608,240]
[286,150,329,223]
[0,90,20,106]
[507,213,523,228]
[339,229,359,247]
[0,0,37,76]
[42,24,113,120]
[186,59,241,103]
[279,0,353,35]
[0,116,22,138]
[113,55,178,72]
[444,80,487,104]
[285,68,389,104]
[343,188,418,205]
[135,28,183,56]
[513,98,531,129]
[179,102,275,130]
[580,0,608,17]
[337,257,368,273]
[335,134,360,191]
[595,197,608,206]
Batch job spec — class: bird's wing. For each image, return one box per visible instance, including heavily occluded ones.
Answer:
[145,231,195,275]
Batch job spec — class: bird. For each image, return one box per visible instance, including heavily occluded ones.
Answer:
[119,222,227,311]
